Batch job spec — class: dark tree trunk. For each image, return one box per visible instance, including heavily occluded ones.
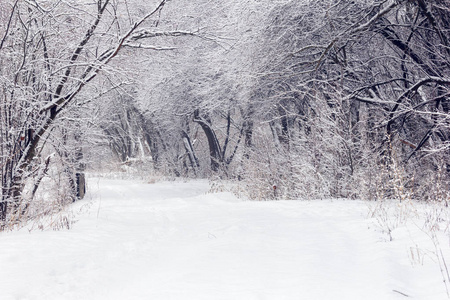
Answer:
[194,109,222,172]
[76,173,86,199]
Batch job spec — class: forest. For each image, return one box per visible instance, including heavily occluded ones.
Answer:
[0,0,449,228]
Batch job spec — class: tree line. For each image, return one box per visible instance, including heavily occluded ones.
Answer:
[0,0,449,228]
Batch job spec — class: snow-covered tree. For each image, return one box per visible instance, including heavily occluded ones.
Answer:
[0,0,179,226]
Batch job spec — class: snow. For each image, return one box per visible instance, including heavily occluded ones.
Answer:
[1,178,449,299]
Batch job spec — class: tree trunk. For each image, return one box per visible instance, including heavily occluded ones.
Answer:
[182,130,200,173]
[193,110,222,172]
[76,173,86,199]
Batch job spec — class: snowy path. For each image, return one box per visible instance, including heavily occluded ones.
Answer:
[0,178,447,299]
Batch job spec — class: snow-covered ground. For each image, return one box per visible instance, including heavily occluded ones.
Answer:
[1,178,449,299]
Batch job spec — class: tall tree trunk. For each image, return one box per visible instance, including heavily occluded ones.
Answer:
[194,109,222,172]
[182,130,200,173]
